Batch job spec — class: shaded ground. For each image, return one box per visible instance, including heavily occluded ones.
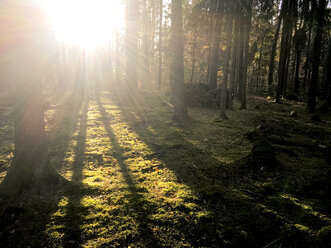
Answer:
[0,89,330,247]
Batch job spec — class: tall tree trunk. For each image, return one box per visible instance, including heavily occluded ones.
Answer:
[307,0,326,113]
[171,0,188,120]
[220,2,234,118]
[240,3,252,110]
[5,90,50,185]
[238,13,245,100]
[1,10,61,192]
[125,0,138,91]
[115,29,121,86]
[276,0,291,103]
[268,15,282,95]
[142,0,150,87]
[257,35,265,95]
[190,26,198,84]
[322,35,331,102]
[158,0,163,87]
[229,12,239,103]
[283,22,294,97]
[208,0,223,90]
[303,26,312,93]
[293,27,305,95]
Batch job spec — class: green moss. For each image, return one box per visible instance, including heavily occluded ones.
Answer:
[1,91,331,247]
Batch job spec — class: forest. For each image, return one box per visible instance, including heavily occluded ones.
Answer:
[0,0,330,247]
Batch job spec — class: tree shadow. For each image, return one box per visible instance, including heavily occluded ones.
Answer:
[0,91,92,247]
[48,89,86,171]
[110,90,288,247]
[60,95,89,247]
[95,92,161,247]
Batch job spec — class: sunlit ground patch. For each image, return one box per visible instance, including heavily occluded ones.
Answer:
[44,92,207,247]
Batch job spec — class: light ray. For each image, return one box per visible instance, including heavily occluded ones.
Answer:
[43,0,124,49]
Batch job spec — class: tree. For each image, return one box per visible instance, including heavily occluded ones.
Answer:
[307,0,327,113]
[229,6,239,103]
[125,0,139,91]
[220,1,234,119]
[237,0,252,109]
[276,0,293,103]
[158,0,163,87]
[0,5,60,193]
[323,35,331,106]
[171,0,188,120]
[267,6,282,95]
[208,0,223,90]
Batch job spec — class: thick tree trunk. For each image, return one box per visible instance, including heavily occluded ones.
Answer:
[3,91,53,188]
[307,0,326,113]
[0,7,61,193]
[171,0,188,120]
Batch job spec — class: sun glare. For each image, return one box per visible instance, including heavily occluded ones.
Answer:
[43,0,124,49]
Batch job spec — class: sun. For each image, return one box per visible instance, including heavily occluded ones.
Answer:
[43,0,124,49]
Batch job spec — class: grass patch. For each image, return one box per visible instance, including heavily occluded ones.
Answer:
[0,90,330,247]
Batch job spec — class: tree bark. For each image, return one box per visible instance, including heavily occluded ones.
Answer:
[142,0,151,87]
[293,27,305,95]
[171,0,188,120]
[240,2,252,110]
[190,26,198,84]
[115,29,121,86]
[0,7,61,193]
[208,0,223,90]
[307,0,326,113]
[229,11,239,102]
[276,0,291,103]
[125,0,139,91]
[238,13,245,100]
[323,35,331,104]
[220,2,234,118]
[158,0,163,87]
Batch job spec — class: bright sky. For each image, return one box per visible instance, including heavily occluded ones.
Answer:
[43,0,125,49]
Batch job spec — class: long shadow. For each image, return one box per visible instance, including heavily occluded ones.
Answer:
[61,95,89,247]
[0,91,90,247]
[111,91,295,247]
[95,92,161,247]
[48,89,85,171]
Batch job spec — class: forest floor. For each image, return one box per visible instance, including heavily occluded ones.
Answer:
[0,89,330,247]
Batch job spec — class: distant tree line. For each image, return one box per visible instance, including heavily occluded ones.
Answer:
[121,0,330,118]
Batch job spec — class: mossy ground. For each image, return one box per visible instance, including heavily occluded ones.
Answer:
[0,89,330,247]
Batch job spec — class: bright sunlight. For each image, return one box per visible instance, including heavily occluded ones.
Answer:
[43,0,124,48]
